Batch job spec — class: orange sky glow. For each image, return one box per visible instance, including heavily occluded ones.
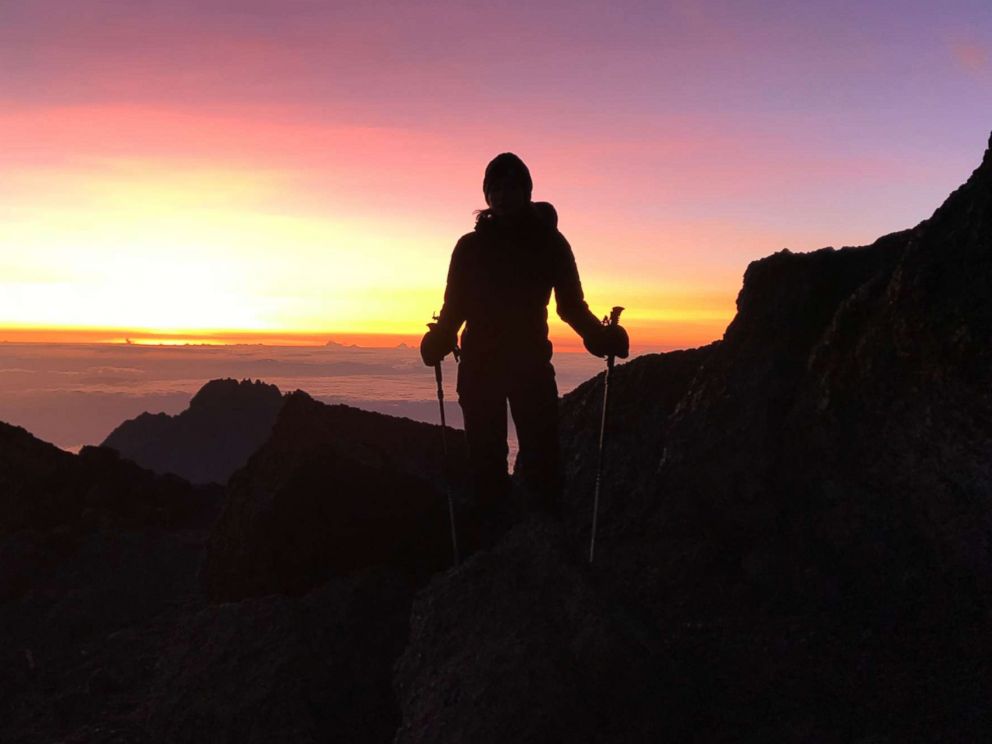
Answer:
[2,1,990,351]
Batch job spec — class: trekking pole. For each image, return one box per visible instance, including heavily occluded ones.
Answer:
[429,316,460,566]
[589,306,624,564]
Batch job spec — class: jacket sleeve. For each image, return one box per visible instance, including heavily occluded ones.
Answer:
[435,236,469,338]
[553,233,602,339]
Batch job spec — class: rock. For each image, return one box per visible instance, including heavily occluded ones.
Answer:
[0,531,55,603]
[203,392,468,601]
[0,423,217,536]
[143,570,412,744]
[0,422,81,532]
[0,423,222,743]
[394,520,662,743]
[557,345,716,530]
[102,379,285,485]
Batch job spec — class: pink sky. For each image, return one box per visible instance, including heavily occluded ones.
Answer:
[2,0,990,348]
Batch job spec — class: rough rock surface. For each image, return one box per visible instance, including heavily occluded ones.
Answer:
[1,422,213,542]
[0,423,223,744]
[203,391,468,601]
[556,345,716,531]
[143,570,413,744]
[0,419,421,744]
[102,378,285,485]
[585,134,992,625]
[394,521,661,744]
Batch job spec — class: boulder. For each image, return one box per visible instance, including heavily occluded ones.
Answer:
[144,570,412,744]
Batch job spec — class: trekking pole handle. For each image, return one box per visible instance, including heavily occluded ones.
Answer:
[428,313,461,364]
[604,306,624,371]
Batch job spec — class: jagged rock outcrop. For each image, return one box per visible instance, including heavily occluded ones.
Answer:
[1,392,466,744]
[555,344,717,523]
[398,134,992,740]
[395,522,663,744]
[1,422,212,542]
[0,423,223,743]
[143,570,413,744]
[1,422,80,535]
[203,391,468,601]
[102,378,285,485]
[583,135,992,622]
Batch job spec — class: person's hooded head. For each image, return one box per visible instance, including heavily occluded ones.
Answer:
[483,153,532,216]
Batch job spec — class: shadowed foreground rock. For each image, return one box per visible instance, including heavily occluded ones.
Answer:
[0,402,460,744]
[0,424,222,743]
[1,423,212,541]
[143,570,413,744]
[397,525,991,743]
[203,391,468,602]
[394,522,658,744]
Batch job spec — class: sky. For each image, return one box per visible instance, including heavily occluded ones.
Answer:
[2,0,991,349]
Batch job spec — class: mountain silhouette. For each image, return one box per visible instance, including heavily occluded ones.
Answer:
[102,378,285,485]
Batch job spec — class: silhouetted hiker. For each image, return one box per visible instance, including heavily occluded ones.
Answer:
[421,152,629,540]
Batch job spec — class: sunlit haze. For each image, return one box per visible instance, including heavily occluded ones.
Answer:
[2,0,990,349]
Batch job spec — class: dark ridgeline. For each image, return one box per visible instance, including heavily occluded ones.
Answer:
[102,378,285,485]
[0,393,468,743]
[203,390,469,602]
[0,423,221,545]
[0,422,224,742]
[0,133,990,742]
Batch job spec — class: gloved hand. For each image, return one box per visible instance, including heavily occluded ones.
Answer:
[583,323,629,359]
[420,325,457,366]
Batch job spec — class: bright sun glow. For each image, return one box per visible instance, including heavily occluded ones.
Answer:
[1,162,462,338]
[1,155,735,349]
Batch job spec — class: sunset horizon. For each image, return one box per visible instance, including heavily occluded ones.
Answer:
[4,2,989,354]
[0,316,727,351]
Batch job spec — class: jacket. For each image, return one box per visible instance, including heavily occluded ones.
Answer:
[436,202,601,374]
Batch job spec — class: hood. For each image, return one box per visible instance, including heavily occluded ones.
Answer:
[475,201,559,234]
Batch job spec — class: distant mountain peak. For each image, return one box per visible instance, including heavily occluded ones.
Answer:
[188,378,282,412]
[102,378,286,484]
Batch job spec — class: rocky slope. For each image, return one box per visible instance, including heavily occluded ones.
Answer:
[0,422,214,543]
[203,391,468,601]
[102,378,285,485]
[0,423,223,742]
[1,394,465,744]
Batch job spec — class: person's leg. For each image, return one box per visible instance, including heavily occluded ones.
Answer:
[457,371,510,515]
[508,362,563,517]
